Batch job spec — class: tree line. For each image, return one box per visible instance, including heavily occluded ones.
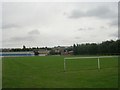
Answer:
[73,39,120,55]
[2,46,52,52]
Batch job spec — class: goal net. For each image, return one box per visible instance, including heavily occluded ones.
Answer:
[64,56,118,72]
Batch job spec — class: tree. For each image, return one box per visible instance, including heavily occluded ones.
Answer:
[73,44,77,55]
[23,45,26,51]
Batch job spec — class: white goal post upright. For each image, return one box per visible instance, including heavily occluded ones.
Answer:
[64,58,66,72]
[64,56,118,72]
[97,57,100,70]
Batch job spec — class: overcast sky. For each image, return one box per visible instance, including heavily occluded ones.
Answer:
[2,2,118,48]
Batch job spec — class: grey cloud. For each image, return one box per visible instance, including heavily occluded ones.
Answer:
[75,36,81,39]
[4,29,40,43]
[69,10,85,19]
[78,27,94,31]
[2,24,20,29]
[68,6,117,19]
[88,27,94,30]
[10,36,35,42]
[109,32,118,38]
[100,26,107,29]
[109,19,118,26]
[28,29,40,35]
[78,28,85,31]
[87,6,114,19]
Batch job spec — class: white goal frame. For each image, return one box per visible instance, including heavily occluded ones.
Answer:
[64,56,118,72]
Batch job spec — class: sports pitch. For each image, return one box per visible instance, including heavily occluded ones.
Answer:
[2,56,118,88]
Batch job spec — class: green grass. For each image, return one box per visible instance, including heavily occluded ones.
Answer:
[2,56,118,88]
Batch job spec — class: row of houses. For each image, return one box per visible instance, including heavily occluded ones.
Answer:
[33,46,73,56]
[51,46,73,55]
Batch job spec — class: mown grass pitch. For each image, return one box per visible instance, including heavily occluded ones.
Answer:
[2,56,118,88]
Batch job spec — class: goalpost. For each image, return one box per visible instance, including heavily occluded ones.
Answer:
[64,56,118,72]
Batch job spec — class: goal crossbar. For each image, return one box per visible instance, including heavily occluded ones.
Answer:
[64,56,118,72]
[64,56,118,60]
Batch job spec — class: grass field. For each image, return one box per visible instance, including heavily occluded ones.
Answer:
[2,56,118,88]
